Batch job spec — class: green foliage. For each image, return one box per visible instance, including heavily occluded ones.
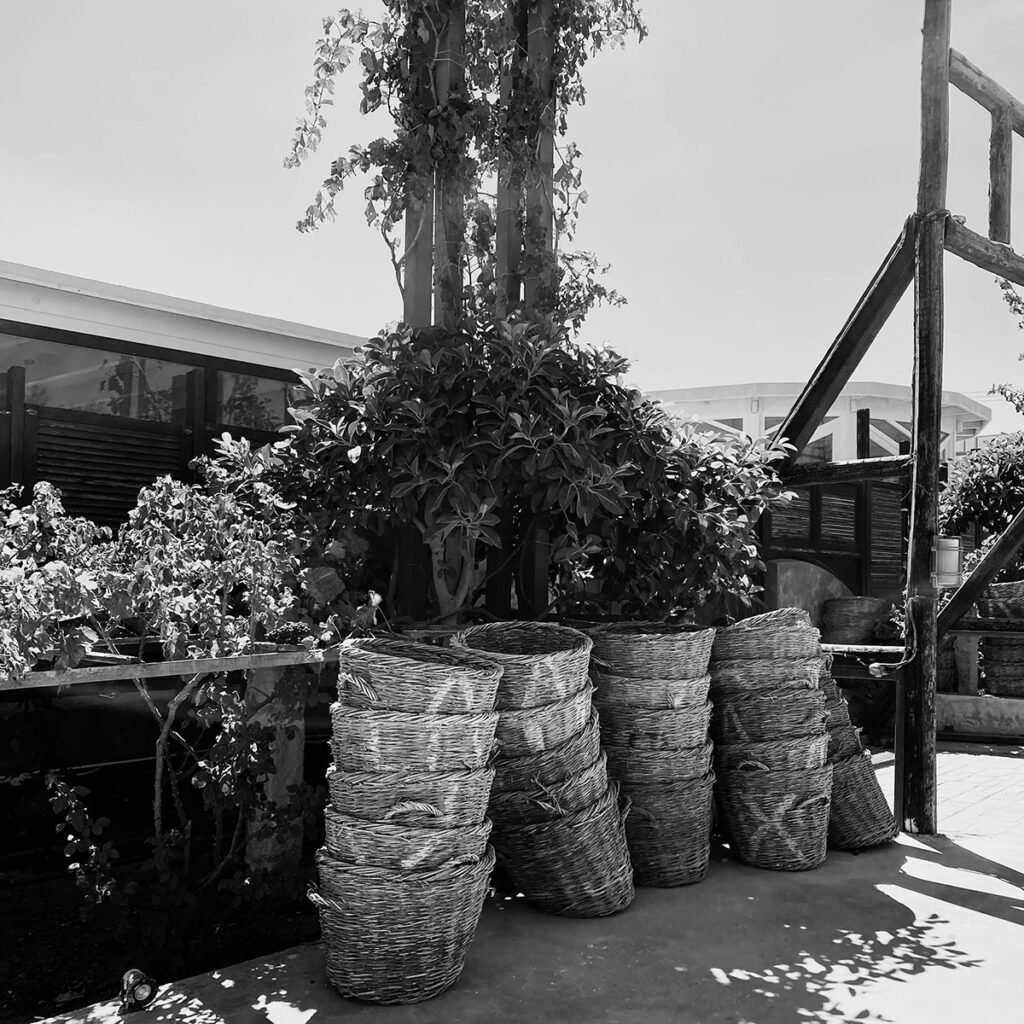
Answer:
[991,280,1024,415]
[284,0,644,329]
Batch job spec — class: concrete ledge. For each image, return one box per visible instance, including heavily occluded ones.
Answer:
[937,693,1024,740]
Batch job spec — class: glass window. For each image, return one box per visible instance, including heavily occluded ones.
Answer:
[217,373,294,430]
[0,335,194,423]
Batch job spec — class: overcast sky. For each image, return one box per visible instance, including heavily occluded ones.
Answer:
[3,2,1024,431]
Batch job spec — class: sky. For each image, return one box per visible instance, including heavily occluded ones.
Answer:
[3,2,1024,432]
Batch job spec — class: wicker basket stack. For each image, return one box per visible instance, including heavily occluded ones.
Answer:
[451,622,634,918]
[983,637,1024,697]
[588,622,717,887]
[821,596,891,645]
[709,609,833,871]
[312,638,501,1004]
[819,658,897,850]
[976,580,1024,619]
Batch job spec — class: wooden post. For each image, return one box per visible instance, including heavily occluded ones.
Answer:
[900,0,951,837]
[433,0,466,328]
[522,0,555,309]
[989,108,1013,243]
[184,368,206,474]
[5,366,25,487]
[856,408,871,460]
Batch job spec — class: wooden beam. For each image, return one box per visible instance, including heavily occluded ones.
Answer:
[989,109,1013,244]
[776,216,916,464]
[937,504,1024,635]
[856,408,871,460]
[950,49,1024,137]
[782,455,912,486]
[6,365,25,485]
[944,217,1024,287]
[900,0,951,838]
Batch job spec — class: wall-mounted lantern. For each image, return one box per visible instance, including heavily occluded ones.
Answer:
[932,536,963,589]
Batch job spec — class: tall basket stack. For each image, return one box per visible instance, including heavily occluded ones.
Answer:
[820,658,898,849]
[450,622,634,918]
[709,609,833,871]
[312,638,501,1004]
[977,581,1024,696]
[588,623,716,886]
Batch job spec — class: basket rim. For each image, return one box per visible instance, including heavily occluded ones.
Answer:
[341,636,504,679]
[450,621,592,661]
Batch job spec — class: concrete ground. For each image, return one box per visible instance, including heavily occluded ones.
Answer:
[42,743,1024,1024]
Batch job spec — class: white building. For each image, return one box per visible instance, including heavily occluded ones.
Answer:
[647,381,991,462]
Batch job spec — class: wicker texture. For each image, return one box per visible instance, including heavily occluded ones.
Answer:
[312,846,494,1004]
[983,672,1024,697]
[489,752,609,825]
[827,752,897,850]
[591,670,711,709]
[601,699,713,750]
[824,697,853,731]
[495,686,593,756]
[711,609,821,662]
[821,597,891,645]
[709,656,824,693]
[326,765,494,828]
[491,785,634,917]
[322,811,492,870]
[981,637,1024,662]
[329,704,498,772]
[492,710,601,791]
[588,623,716,679]
[338,637,502,714]
[716,764,833,871]
[711,689,827,744]
[621,771,715,886]
[714,733,828,772]
[827,724,864,762]
[605,740,713,784]
[977,580,1024,619]
[450,622,592,710]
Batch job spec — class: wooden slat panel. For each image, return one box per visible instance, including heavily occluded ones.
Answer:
[868,482,905,601]
[820,489,858,549]
[771,487,812,545]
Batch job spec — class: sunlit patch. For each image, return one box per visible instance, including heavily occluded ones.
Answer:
[900,855,1024,901]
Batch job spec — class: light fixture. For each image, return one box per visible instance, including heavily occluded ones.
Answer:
[120,969,159,1014]
[932,536,963,589]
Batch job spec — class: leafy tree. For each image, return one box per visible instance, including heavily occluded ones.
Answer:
[284,0,645,329]
[991,280,1024,415]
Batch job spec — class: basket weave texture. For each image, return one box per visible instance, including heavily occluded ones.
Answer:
[827,724,864,763]
[494,686,593,756]
[711,609,821,662]
[716,764,833,871]
[312,845,495,1004]
[489,751,609,825]
[322,811,492,870]
[450,622,592,710]
[977,580,1024,619]
[492,710,600,790]
[824,697,853,731]
[588,623,716,679]
[605,740,713,784]
[709,657,823,693]
[592,670,711,709]
[491,784,634,917]
[325,765,494,828]
[338,637,502,714]
[827,752,897,850]
[711,690,827,744]
[981,636,1024,662]
[714,733,828,772]
[601,700,713,750]
[621,771,715,886]
[329,704,498,772]
[982,671,1024,697]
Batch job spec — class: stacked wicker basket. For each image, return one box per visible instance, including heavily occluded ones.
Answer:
[450,622,634,918]
[587,623,716,886]
[709,609,833,871]
[821,658,899,849]
[976,581,1024,697]
[312,638,502,1004]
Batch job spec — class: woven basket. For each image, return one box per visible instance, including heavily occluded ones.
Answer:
[311,845,495,1004]
[326,765,494,828]
[821,597,891,645]
[827,751,897,850]
[450,622,592,710]
[322,812,492,871]
[489,752,610,825]
[820,674,841,704]
[605,740,713,785]
[329,705,498,772]
[588,623,716,679]
[977,580,1024,619]
[711,609,821,662]
[621,771,715,886]
[983,671,1024,697]
[827,724,863,762]
[714,733,828,772]
[716,764,833,871]
[982,637,1024,663]
[709,656,823,693]
[711,689,827,744]
[491,785,634,917]
[591,670,711,710]
[493,710,601,791]
[338,638,502,714]
[495,686,593,756]
[825,697,853,730]
[601,699,713,750]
